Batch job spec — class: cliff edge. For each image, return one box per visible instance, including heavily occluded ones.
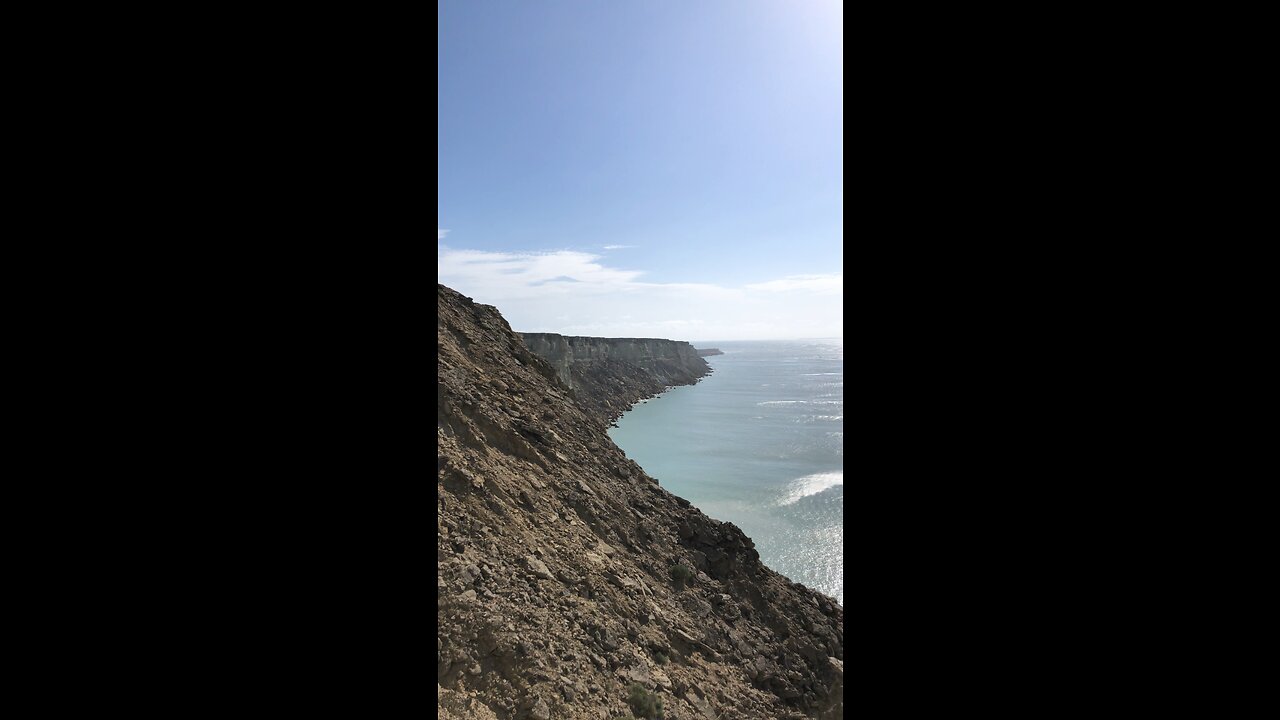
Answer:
[519,333,711,424]
[438,284,843,719]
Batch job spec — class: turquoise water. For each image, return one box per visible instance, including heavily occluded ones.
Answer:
[607,340,843,606]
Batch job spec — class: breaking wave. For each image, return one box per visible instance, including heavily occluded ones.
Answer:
[758,400,843,406]
[779,472,844,505]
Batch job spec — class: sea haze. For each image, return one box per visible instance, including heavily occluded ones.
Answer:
[607,339,843,606]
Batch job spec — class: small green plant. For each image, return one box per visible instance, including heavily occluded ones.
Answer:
[653,651,668,665]
[627,684,664,719]
[669,563,693,588]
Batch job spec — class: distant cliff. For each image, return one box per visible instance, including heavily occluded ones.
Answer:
[519,333,711,423]
[696,348,724,357]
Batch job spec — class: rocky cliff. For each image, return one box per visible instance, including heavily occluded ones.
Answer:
[518,333,711,424]
[438,284,843,720]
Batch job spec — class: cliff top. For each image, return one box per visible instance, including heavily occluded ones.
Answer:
[520,331,698,344]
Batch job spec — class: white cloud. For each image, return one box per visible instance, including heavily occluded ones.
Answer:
[438,246,842,340]
[438,229,449,240]
[602,244,634,250]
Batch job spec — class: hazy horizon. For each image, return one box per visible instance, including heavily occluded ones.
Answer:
[509,328,843,344]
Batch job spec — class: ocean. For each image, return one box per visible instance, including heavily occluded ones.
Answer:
[607,339,843,607]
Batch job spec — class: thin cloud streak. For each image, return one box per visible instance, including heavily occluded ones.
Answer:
[438,246,841,340]
[745,274,842,295]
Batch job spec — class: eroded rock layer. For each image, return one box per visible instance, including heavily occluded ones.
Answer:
[518,333,711,424]
[438,284,843,719]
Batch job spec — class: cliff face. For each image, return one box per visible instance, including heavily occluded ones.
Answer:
[438,285,843,720]
[519,333,711,424]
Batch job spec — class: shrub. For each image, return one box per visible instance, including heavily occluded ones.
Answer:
[669,563,693,585]
[627,684,664,719]
[654,652,667,665]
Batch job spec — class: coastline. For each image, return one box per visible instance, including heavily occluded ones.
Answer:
[606,343,843,607]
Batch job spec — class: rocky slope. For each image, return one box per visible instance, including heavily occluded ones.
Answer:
[518,334,710,424]
[438,284,843,719]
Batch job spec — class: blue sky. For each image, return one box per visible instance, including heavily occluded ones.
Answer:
[439,0,842,340]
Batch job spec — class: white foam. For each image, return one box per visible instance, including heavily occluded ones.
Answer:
[779,472,844,505]
[757,400,843,406]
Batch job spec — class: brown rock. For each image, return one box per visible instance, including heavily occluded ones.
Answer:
[525,556,554,580]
